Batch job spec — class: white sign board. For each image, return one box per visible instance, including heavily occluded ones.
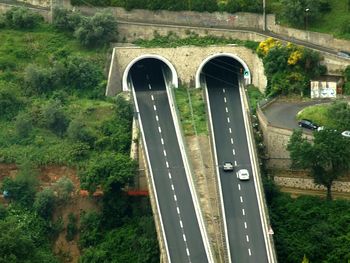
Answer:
[310,81,336,99]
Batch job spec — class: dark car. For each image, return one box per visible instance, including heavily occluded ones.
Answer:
[298,119,319,130]
[223,162,234,171]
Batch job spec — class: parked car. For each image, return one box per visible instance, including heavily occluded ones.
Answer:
[223,162,234,171]
[298,119,319,130]
[237,169,250,181]
[337,51,350,59]
[341,131,350,138]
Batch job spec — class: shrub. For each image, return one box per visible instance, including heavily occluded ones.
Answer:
[52,176,74,202]
[63,56,103,90]
[66,213,78,241]
[0,83,24,120]
[41,100,70,136]
[74,11,117,47]
[67,119,96,146]
[1,161,39,207]
[52,7,82,32]
[4,7,42,29]
[34,188,56,219]
[24,64,55,94]
[15,112,33,138]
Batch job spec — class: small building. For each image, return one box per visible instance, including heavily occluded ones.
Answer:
[310,76,344,99]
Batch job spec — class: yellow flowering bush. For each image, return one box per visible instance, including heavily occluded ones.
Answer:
[256,37,281,57]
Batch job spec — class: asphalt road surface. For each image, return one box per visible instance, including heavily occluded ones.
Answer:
[204,57,268,263]
[131,59,210,263]
[263,99,331,131]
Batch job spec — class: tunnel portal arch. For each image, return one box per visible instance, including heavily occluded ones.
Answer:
[195,53,251,88]
[122,54,179,91]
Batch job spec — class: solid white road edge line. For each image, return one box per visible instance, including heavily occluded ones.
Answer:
[130,78,171,263]
[239,80,275,263]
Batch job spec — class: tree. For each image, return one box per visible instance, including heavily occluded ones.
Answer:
[52,176,74,202]
[327,101,350,131]
[1,161,39,207]
[74,11,117,47]
[4,7,42,29]
[24,64,55,94]
[280,0,321,28]
[52,7,82,32]
[67,118,96,147]
[41,100,70,136]
[15,112,33,138]
[287,129,350,199]
[0,82,23,120]
[34,188,56,219]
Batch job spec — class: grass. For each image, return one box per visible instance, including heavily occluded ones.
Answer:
[134,32,259,51]
[246,84,264,112]
[174,86,208,136]
[296,103,338,128]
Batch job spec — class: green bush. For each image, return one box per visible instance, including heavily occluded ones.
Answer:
[63,56,103,91]
[67,118,96,146]
[24,64,56,94]
[34,188,56,219]
[52,176,74,202]
[41,100,70,136]
[4,7,43,29]
[66,212,78,241]
[52,7,82,32]
[74,11,117,47]
[15,112,33,138]
[0,83,24,120]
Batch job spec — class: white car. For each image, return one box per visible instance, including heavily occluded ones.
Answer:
[237,169,250,181]
[341,131,350,138]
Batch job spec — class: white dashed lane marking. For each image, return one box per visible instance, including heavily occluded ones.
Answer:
[246,235,249,242]
[163,150,167,157]
[234,161,237,166]
[242,208,245,216]
[248,249,252,256]
[231,138,234,144]
[148,84,152,90]
[186,248,190,256]
[225,107,228,113]
[238,184,241,191]
[177,207,180,214]
[168,172,171,179]
[240,196,243,203]
[174,194,177,201]
[227,117,230,123]
[153,105,157,111]
[224,97,227,103]
[183,234,187,242]
[155,115,159,121]
[161,138,164,145]
[244,222,247,229]
[151,95,154,101]
[223,88,226,93]
[229,128,232,133]
[166,161,169,168]
[158,127,162,133]
[232,149,236,155]
[180,220,183,228]
[171,184,174,191]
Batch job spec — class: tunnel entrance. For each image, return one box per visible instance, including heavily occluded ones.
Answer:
[196,53,251,88]
[123,55,178,91]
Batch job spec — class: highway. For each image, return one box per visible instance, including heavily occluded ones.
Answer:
[204,57,269,262]
[130,59,211,263]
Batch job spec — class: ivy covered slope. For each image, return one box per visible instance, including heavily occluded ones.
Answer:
[0,7,159,263]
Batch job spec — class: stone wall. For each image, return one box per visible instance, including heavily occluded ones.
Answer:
[257,106,312,169]
[274,176,350,193]
[107,45,267,96]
